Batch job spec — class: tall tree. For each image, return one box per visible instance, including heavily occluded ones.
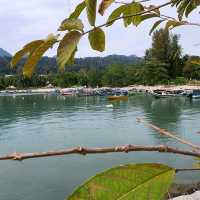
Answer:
[146,29,170,63]
[145,28,182,78]
[183,56,200,79]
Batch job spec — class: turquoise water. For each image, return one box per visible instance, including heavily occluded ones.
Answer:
[0,94,200,200]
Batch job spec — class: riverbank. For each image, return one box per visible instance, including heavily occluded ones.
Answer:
[166,183,200,199]
[1,84,200,95]
[125,84,200,93]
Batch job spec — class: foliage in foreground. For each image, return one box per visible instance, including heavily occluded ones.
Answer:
[10,0,200,77]
[66,163,175,200]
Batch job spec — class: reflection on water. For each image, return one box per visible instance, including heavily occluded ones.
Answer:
[0,94,200,200]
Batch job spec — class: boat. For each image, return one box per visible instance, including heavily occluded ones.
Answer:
[187,90,200,99]
[107,95,128,101]
[152,92,176,98]
[61,91,74,96]
[60,88,77,96]
[151,90,177,98]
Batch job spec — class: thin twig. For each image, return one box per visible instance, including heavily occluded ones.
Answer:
[1,145,200,161]
[176,168,200,173]
[137,118,200,151]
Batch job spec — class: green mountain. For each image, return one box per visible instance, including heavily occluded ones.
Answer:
[0,50,142,75]
[0,48,12,57]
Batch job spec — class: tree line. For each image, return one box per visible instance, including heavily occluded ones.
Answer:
[0,28,200,89]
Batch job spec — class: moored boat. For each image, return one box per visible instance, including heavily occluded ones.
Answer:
[152,92,176,98]
[187,90,200,99]
[61,91,74,96]
[151,90,177,98]
[108,95,128,101]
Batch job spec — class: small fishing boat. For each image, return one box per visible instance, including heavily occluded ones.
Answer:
[60,89,75,96]
[152,92,176,98]
[187,90,200,99]
[151,90,177,98]
[108,95,128,101]
[61,91,74,96]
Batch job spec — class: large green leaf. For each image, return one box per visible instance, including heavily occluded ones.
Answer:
[67,163,175,200]
[57,31,82,69]
[88,27,105,52]
[98,0,115,16]
[58,18,84,32]
[106,5,126,26]
[11,40,44,68]
[123,3,144,27]
[69,1,86,20]
[23,34,58,77]
[85,0,97,26]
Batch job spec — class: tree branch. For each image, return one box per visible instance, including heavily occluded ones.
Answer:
[137,118,200,151]
[83,1,200,36]
[1,144,200,161]
[176,168,200,173]
[83,1,172,35]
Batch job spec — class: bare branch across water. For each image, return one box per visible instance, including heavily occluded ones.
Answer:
[1,144,200,161]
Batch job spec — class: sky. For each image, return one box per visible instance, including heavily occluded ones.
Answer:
[0,0,199,58]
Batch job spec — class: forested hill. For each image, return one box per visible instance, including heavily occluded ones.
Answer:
[0,49,142,75]
[67,55,142,71]
[0,48,12,57]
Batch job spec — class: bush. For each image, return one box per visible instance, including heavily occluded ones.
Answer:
[173,77,187,85]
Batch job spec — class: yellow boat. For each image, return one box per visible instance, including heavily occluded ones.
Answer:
[107,95,128,101]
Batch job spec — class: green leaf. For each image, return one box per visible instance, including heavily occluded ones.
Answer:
[165,20,185,30]
[11,40,44,68]
[136,13,159,26]
[171,0,200,20]
[57,31,82,69]
[67,163,175,200]
[88,27,105,52]
[146,5,161,16]
[106,5,126,26]
[86,0,97,26]
[123,3,144,27]
[98,0,114,16]
[23,34,58,77]
[149,19,165,35]
[69,1,86,20]
[58,18,84,32]
[185,1,198,17]
[67,48,77,65]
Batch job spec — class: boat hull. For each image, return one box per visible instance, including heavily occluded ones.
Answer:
[108,96,128,101]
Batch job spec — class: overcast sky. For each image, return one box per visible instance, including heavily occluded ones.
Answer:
[0,0,199,58]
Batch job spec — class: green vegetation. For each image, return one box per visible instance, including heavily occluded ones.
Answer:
[1,29,199,89]
[67,163,175,200]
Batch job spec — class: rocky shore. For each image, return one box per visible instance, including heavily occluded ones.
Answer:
[1,84,200,96]
[125,84,200,93]
[165,183,200,199]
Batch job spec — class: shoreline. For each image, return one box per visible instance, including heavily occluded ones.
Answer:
[166,182,200,199]
[1,84,200,94]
